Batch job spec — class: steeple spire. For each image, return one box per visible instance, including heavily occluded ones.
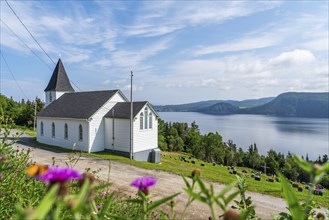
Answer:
[44,59,75,106]
[44,59,74,92]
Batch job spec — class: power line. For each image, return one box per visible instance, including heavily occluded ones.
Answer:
[3,0,81,92]
[4,0,56,65]
[0,19,53,70]
[0,50,29,100]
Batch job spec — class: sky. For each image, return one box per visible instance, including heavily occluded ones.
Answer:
[0,0,328,105]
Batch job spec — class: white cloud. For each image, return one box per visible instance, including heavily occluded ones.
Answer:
[269,49,316,66]
[122,84,143,92]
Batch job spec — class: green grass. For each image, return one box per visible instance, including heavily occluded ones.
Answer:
[13,126,37,137]
[31,140,329,207]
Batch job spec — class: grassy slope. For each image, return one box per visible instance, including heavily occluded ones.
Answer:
[32,141,329,207]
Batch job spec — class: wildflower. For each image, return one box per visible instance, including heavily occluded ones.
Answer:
[0,173,4,178]
[223,209,240,220]
[78,172,95,187]
[131,176,156,195]
[97,205,102,210]
[191,168,201,178]
[40,166,82,183]
[100,192,107,197]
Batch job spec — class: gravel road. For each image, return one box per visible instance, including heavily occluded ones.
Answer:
[13,134,292,219]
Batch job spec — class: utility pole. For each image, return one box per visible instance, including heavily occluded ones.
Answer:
[130,71,134,160]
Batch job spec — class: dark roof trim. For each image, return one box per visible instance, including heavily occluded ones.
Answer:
[105,101,159,119]
[37,90,120,119]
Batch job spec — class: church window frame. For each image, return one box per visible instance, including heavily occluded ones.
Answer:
[140,113,144,130]
[40,122,44,136]
[52,122,55,138]
[144,108,148,129]
[64,123,68,139]
[79,124,83,141]
[149,112,153,129]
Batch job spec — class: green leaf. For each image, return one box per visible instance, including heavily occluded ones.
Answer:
[182,176,191,189]
[98,193,114,216]
[293,155,313,173]
[277,172,304,220]
[30,184,59,219]
[185,189,208,204]
[223,191,240,206]
[196,178,210,197]
[215,180,237,200]
[147,193,180,213]
[73,178,90,212]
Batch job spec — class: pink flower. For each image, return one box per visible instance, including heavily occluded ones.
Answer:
[97,205,102,209]
[100,192,107,197]
[131,176,156,191]
[39,167,82,183]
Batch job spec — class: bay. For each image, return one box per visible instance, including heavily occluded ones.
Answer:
[159,112,329,160]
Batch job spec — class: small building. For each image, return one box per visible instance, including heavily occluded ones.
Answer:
[37,59,160,162]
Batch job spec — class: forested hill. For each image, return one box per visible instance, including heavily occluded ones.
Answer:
[154,97,274,112]
[241,92,329,118]
[155,92,329,118]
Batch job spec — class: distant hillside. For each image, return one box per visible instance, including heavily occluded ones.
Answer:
[242,92,329,118]
[154,97,274,112]
[197,102,239,115]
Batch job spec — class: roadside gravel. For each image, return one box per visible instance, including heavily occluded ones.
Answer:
[14,133,290,219]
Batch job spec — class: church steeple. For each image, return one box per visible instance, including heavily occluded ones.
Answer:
[45,59,75,106]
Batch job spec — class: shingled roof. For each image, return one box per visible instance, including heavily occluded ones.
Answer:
[38,90,120,119]
[44,59,75,92]
[105,102,148,119]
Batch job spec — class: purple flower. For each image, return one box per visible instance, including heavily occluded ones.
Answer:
[0,173,4,178]
[100,192,107,197]
[131,176,156,191]
[39,167,82,183]
[97,205,102,210]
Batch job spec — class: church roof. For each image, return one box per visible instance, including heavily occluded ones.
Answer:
[44,59,75,92]
[38,90,120,119]
[105,101,158,119]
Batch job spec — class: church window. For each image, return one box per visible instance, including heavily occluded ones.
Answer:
[40,122,44,136]
[149,112,153,129]
[52,122,55,138]
[140,113,144,130]
[49,93,53,102]
[64,123,68,139]
[79,124,83,141]
[144,108,148,129]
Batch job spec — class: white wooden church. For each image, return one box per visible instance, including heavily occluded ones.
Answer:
[37,59,160,162]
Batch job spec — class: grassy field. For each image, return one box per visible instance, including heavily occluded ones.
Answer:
[33,141,329,207]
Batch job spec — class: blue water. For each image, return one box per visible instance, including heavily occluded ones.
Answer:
[159,112,329,160]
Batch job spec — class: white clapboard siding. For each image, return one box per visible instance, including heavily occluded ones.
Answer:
[88,92,126,152]
[37,118,88,151]
[104,118,130,152]
[133,107,158,153]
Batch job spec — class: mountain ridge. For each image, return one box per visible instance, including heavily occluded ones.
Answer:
[155,92,329,118]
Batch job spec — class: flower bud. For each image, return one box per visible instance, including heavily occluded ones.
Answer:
[223,209,240,220]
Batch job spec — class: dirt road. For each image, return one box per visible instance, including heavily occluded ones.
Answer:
[15,134,289,219]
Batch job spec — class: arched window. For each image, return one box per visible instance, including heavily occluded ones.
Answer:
[79,124,83,141]
[144,108,148,129]
[40,122,44,136]
[52,122,55,138]
[140,113,144,130]
[64,123,68,139]
[149,112,153,129]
